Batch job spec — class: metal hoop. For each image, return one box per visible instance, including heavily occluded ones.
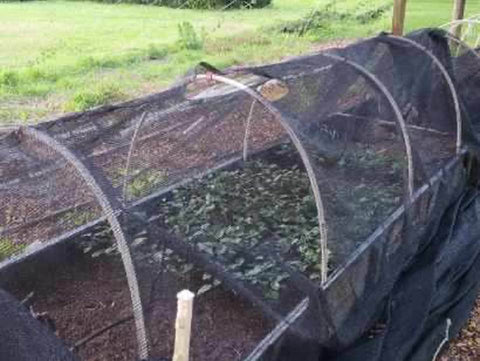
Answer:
[442,31,480,62]
[19,126,149,360]
[321,52,415,201]
[122,111,148,203]
[384,35,463,154]
[194,73,331,285]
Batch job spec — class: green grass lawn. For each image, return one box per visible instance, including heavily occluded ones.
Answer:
[406,0,479,30]
[0,0,479,125]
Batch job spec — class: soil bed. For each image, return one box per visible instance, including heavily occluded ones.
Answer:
[150,133,455,283]
[4,249,271,361]
[0,84,461,361]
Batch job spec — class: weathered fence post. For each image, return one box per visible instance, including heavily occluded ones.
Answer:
[392,0,408,36]
[451,0,467,39]
[173,290,195,361]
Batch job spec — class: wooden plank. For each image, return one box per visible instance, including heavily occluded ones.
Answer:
[173,290,195,361]
[392,0,408,36]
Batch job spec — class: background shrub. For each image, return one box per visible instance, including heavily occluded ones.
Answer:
[177,22,204,50]
[0,70,19,89]
[65,83,125,112]
[172,0,273,9]
[67,0,272,9]
[280,0,392,35]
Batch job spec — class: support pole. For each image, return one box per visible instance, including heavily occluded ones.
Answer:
[450,0,467,39]
[392,0,408,36]
[173,290,195,361]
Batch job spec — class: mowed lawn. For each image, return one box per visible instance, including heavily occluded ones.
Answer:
[0,0,479,124]
[0,0,322,123]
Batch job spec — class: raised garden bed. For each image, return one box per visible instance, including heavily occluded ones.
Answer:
[0,136,460,361]
[4,249,270,361]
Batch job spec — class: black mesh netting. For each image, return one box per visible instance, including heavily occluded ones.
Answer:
[1,28,480,361]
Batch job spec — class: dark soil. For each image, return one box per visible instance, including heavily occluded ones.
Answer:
[0,97,285,248]
[5,250,271,361]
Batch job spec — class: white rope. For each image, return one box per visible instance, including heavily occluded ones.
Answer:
[432,318,452,361]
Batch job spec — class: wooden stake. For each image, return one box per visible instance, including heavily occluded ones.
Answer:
[450,0,467,39]
[392,0,408,36]
[173,290,195,361]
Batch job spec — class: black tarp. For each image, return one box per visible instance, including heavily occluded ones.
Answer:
[0,288,79,361]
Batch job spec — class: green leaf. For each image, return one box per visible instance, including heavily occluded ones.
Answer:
[197,284,213,295]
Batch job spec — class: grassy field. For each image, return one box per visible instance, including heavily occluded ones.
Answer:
[0,0,479,124]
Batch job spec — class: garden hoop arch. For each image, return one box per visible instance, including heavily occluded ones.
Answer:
[440,17,480,47]
[192,73,331,284]
[192,61,416,284]
[320,52,415,201]
[11,126,150,361]
[382,34,463,154]
[442,30,480,61]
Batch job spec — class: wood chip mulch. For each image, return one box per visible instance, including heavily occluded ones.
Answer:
[440,298,480,361]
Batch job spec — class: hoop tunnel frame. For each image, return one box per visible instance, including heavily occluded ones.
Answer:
[2,31,468,359]
[18,126,150,360]
[440,18,480,47]
[194,73,331,284]
[320,52,415,201]
[195,58,416,284]
[443,31,480,61]
[384,35,463,154]
[240,54,416,201]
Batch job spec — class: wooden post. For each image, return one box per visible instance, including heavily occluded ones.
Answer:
[392,0,408,36]
[173,290,195,361]
[450,0,467,39]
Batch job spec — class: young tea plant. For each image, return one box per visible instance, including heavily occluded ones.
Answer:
[0,237,25,262]
[61,210,97,227]
[109,167,169,200]
[127,169,169,199]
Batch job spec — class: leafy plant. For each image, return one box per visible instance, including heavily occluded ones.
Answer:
[177,22,204,51]
[109,168,169,199]
[79,144,402,299]
[78,225,117,258]
[146,44,168,60]
[0,70,19,89]
[82,0,272,9]
[0,237,25,262]
[355,0,392,24]
[280,0,392,35]
[62,210,97,227]
[127,169,169,199]
[341,147,405,177]
[158,159,321,298]
[65,83,125,111]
